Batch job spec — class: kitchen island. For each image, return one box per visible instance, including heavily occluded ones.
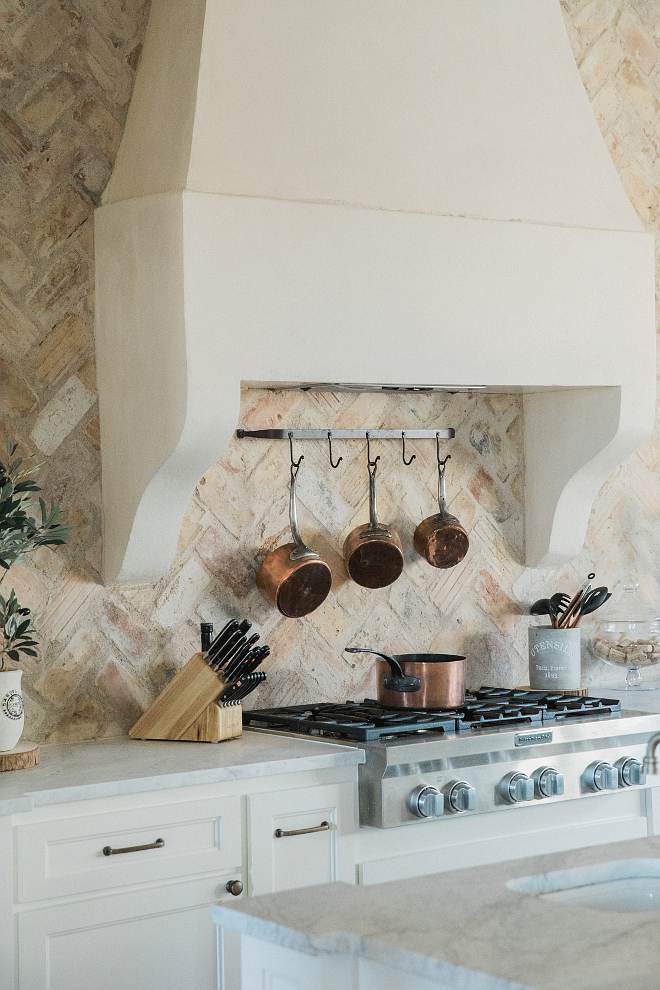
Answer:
[213,832,660,990]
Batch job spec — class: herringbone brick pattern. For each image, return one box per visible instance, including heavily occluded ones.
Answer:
[1,0,660,743]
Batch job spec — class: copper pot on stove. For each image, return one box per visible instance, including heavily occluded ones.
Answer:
[345,648,466,708]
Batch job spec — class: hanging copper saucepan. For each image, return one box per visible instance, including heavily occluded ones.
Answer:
[414,441,469,569]
[345,648,466,708]
[256,435,332,618]
[343,435,404,589]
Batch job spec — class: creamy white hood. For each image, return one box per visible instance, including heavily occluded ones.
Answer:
[94,0,655,584]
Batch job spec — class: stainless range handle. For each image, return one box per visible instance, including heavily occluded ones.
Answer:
[103,838,165,856]
[274,821,330,838]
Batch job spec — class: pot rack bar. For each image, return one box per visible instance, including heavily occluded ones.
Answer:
[236,429,455,440]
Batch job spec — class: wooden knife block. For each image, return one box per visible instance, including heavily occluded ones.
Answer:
[129,652,243,742]
[178,703,243,742]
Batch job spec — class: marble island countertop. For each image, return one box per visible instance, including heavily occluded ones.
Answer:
[213,833,660,990]
[0,731,363,816]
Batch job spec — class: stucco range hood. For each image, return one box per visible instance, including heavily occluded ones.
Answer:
[94,0,655,585]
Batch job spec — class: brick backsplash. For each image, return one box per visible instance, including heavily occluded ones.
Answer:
[2,0,660,743]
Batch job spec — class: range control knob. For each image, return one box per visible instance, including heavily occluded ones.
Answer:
[584,761,619,792]
[532,766,564,798]
[409,784,443,819]
[615,757,644,787]
[446,780,477,814]
[499,771,534,804]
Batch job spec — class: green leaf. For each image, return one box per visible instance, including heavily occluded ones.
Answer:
[19,648,37,657]
[7,651,19,662]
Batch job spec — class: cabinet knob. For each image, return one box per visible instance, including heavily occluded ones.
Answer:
[225,879,243,896]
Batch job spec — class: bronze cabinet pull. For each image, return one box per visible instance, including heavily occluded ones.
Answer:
[102,837,165,856]
[274,821,330,838]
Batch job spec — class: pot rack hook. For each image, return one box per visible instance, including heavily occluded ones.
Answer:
[366,432,380,477]
[327,431,342,469]
[436,433,451,471]
[289,431,304,480]
[401,432,416,467]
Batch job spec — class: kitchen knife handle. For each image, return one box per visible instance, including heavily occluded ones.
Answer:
[274,821,330,838]
[102,838,165,856]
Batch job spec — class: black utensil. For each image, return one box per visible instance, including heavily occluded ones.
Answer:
[575,588,611,620]
[550,592,570,615]
[530,598,551,616]
[548,599,561,628]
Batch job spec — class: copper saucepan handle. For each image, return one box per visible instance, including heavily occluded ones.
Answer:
[344,648,421,693]
[288,465,318,562]
[360,459,391,540]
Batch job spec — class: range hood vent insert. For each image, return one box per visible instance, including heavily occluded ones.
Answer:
[94,0,655,584]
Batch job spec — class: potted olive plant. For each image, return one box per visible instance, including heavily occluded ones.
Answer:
[0,442,70,751]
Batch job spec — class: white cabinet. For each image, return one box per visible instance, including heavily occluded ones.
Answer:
[17,876,230,990]
[7,765,358,990]
[248,781,356,895]
[234,933,456,990]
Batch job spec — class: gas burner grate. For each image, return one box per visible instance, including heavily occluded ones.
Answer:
[457,703,545,729]
[242,702,459,741]
[470,688,621,722]
[243,690,623,740]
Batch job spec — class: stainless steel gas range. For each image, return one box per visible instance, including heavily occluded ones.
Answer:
[243,689,660,828]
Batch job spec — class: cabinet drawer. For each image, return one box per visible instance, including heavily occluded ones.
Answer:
[16,795,242,901]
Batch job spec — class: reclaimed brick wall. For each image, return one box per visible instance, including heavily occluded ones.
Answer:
[1,0,660,743]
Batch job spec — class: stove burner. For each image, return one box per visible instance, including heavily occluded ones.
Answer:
[242,701,459,740]
[457,702,544,728]
[243,689,622,741]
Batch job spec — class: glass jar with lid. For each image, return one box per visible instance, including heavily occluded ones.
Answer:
[589,580,660,689]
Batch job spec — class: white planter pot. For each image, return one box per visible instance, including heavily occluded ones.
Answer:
[0,669,24,752]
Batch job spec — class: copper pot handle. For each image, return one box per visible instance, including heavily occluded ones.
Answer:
[344,648,420,692]
[360,435,391,540]
[436,443,451,515]
[288,436,318,562]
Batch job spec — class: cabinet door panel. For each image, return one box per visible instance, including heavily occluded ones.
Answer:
[17,875,241,990]
[240,934,322,990]
[249,782,354,895]
[17,794,242,900]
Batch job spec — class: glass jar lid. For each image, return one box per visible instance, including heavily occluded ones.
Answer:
[597,580,660,623]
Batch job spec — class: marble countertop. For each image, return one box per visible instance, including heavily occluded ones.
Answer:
[0,731,363,816]
[213,833,660,990]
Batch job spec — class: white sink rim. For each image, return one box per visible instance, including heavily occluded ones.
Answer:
[507,857,660,913]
